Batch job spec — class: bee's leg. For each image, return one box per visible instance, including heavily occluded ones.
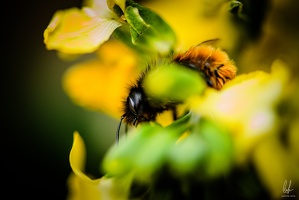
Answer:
[125,123,129,135]
[116,114,126,145]
[172,107,177,121]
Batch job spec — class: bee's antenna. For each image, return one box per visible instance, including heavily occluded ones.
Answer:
[197,38,220,46]
[116,114,126,145]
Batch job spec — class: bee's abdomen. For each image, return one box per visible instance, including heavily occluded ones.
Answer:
[173,44,237,90]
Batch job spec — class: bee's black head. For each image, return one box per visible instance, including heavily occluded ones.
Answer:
[115,87,157,144]
[128,90,143,123]
[125,88,156,126]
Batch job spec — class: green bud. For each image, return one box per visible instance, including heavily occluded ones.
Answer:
[124,0,177,55]
[143,63,206,103]
[133,128,177,182]
[168,132,207,175]
[102,123,158,176]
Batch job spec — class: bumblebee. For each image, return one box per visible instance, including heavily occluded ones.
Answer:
[116,42,237,143]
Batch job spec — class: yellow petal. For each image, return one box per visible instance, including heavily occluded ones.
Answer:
[62,40,140,118]
[191,70,276,131]
[44,7,121,54]
[107,0,126,13]
[252,135,299,199]
[69,132,99,182]
[84,0,120,19]
[68,131,101,199]
[114,0,126,12]
[289,120,299,162]
[68,132,130,200]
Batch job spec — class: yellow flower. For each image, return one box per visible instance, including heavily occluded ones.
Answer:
[251,79,299,199]
[62,40,141,119]
[190,59,290,164]
[143,0,241,52]
[252,133,299,199]
[67,131,131,200]
[44,0,123,54]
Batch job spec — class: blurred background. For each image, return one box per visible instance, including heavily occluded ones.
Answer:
[4,0,118,199]
[4,0,299,199]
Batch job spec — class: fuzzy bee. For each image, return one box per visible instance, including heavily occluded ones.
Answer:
[116,41,237,143]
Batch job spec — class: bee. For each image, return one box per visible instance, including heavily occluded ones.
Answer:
[116,41,237,143]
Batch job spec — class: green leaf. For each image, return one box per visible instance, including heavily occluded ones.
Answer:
[168,132,207,174]
[199,119,234,178]
[228,1,248,22]
[112,26,154,64]
[228,0,243,15]
[143,63,206,103]
[102,123,158,176]
[123,0,177,55]
[133,128,177,182]
[166,112,191,130]
[125,6,149,35]
[167,115,234,177]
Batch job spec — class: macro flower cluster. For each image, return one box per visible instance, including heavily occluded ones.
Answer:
[44,0,299,199]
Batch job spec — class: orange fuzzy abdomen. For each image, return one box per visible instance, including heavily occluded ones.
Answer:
[174,44,237,90]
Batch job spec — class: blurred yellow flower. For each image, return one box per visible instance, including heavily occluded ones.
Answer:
[67,131,130,200]
[143,0,241,52]
[62,40,141,119]
[190,59,290,164]
[252,133,299,199]
[44,0,123,54]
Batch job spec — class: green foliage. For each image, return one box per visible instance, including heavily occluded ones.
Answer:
[198,119,234,178]
[102,111,235,195]
[102,114,190,180]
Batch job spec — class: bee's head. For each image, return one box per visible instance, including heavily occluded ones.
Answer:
[116,87,158,144]
[127,89,144,126]
[124,87,157,126]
